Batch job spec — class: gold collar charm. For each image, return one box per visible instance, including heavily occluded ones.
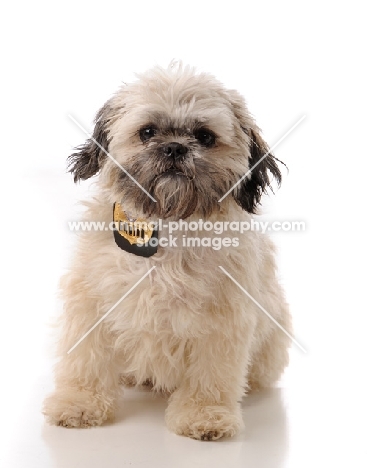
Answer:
[113,203,159,257]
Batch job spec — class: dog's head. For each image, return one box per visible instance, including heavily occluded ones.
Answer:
[68,64,282,219]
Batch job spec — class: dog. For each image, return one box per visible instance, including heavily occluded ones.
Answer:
[43,63,291,441]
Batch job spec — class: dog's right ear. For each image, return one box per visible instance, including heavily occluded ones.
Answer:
[68,104,112,182]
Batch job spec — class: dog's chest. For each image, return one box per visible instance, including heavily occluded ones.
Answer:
[105,258,230,337]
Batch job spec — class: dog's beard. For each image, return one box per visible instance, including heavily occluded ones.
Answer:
[150,173,199,219]
[117,150,233,220]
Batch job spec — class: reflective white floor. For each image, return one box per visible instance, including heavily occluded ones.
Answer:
[2,350,366,467]
[1,171,366,468]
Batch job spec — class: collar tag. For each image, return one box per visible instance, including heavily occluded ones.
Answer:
[113,203,158,257]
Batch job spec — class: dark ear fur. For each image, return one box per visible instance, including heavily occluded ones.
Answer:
[68,104,111,182]
[234,129,283,213]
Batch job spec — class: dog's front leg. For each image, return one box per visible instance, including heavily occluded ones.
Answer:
[43,328,122,428]
[165,326,253,440]
[43,275,122,427]
[43,332,122,427]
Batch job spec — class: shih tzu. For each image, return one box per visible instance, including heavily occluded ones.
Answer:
[43,63,291,441]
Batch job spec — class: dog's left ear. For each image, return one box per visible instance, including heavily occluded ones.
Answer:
[235,129,282,213]
[228,90,283,213]
[67,103,112,182]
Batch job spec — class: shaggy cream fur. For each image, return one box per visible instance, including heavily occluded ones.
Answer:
[43,64,291,441]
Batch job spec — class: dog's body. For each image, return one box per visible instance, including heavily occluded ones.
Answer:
[43,64,291,440]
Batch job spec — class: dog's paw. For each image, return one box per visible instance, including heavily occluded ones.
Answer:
[43,389,114,428]
[165,402,243,441]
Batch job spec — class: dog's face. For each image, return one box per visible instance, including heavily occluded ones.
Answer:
[68,64,282,219]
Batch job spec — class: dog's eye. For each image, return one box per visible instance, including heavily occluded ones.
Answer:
[194,128,216,147]
[139,126,157,142]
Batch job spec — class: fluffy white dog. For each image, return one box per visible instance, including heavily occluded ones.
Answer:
[43,63,291,441]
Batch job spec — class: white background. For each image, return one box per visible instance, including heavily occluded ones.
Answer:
[1,1,366,467]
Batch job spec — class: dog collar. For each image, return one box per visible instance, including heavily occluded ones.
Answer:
[113,202,159,257]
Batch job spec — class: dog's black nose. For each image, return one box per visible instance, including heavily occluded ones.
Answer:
[162,142,188,159]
